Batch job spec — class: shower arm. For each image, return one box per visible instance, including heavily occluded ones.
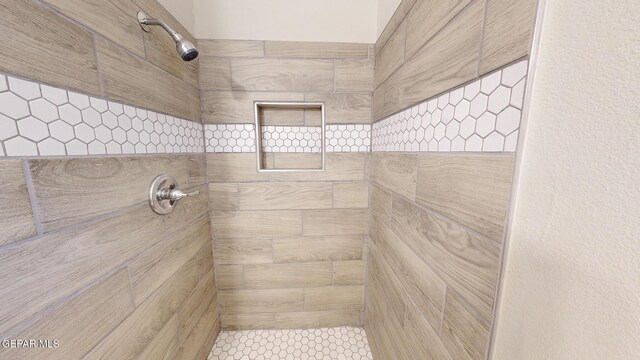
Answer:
[138,13,183,42]
[136,11,198,61]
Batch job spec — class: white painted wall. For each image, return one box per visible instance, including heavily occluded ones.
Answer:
[159,0,400,43]
[192,0,378,43]
[377,0,401,37]
[157,0,196,35]
[492,0,640,359]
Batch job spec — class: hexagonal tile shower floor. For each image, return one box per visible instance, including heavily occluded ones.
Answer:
[207,327,373,360]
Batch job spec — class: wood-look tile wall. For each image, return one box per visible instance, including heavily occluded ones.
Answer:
[0,0,200,121]
[0,1,217,359]
[206,153,369,330]
[366,153,515,360]
[0,154,219,360]
[199,39,374,330]
[368,1,536,354]
[373,0,537,120]
[199,40,374,124]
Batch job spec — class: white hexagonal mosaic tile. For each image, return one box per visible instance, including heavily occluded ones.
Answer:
[0,73,204,157]
[205,124,257,153]
[204,124,372,153]
[372,60,528,153]
[208,327,372,360]
[326,125,371,152]
[262,125,322,153]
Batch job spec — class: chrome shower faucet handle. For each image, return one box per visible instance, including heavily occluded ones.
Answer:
[148,174,198,215]
[157,187,199,202]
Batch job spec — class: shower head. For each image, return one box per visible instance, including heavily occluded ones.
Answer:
[137,11,199,62]
[176,38,199,62]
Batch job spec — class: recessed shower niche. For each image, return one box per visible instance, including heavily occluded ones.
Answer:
[254,101,325,171]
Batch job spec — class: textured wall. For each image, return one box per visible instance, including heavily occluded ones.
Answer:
[492,0,640,359]
[0,1,218,359]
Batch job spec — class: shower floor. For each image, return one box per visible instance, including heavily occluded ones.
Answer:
[207,327,373,360]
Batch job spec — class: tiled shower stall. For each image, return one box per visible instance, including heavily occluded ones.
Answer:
[0,0,539,359]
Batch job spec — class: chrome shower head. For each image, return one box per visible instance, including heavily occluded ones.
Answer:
[137,11,199,62]
[176,38,199,62]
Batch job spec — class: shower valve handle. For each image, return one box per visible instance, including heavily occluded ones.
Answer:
[157,188,199,202]
[148,174,198,215]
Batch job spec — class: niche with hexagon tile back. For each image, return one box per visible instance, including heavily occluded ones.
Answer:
[254,101,326,172]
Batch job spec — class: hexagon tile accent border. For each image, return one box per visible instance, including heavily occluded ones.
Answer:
[207,327,373,360]
[204,124,372,153]
[0,60,528,158]
[205,124,257,153]
[372,60,529,152]
[0,73,204,157]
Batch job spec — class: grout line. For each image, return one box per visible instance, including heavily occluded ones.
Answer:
[362,153,373,326]
[25,1,198,121]
[198,55,318,64]
[0,72,202,129]
[331,261,336,286]
[402,19,408,64]
[80,272,150,358]
[438,284,448,335]
[477,0,490,77]
[125,265,138,309]
[21,159,44,235]
[1,152,203,162]
[412,153,419,202]
[203,118,224,335]
[0,264,129,341]
[0,67,205,121]
[228,57,234,91]
[331,183,335,208]
[92,33,105,98]
[31,0,100,40]
[141,23,149,61]
[0,199,149,253]
[333,59,337,93]
[201,89,373,96]
[386,183,502,247]
[371,56,529,125]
